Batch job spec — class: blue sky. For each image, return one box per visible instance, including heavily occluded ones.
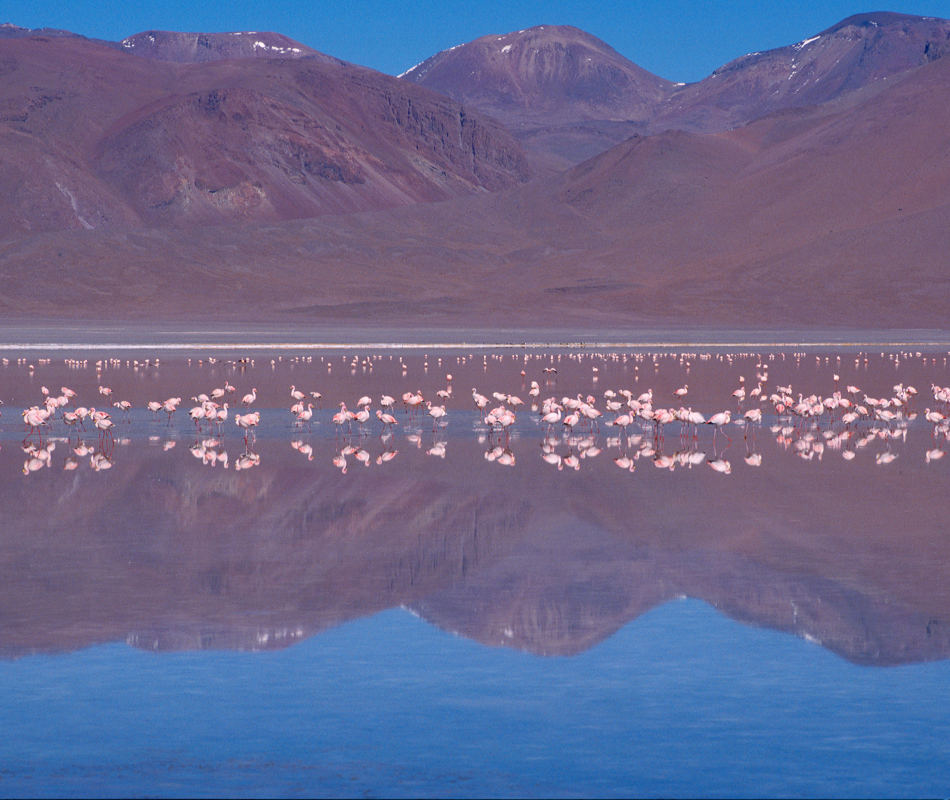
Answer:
[7,0,950,82]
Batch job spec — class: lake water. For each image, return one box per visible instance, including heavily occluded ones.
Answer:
[2,346,950,797]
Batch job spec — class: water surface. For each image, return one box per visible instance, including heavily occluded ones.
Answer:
[2,346,949,796]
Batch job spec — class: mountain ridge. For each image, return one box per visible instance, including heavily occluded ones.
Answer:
[1,13,948,331]
[0,32,531,234]
[4,48,946,329]
[403,13,950,166]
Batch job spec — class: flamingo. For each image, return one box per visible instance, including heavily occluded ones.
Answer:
[242,387,258,407]
[426,402,447,430]
[541,408,562,431]
[352,405,371,432]
[213,403,229,432]
[376,409,398,431]
[62,410,82,434]
[609,413,634,433]
[562,411,580,433]
[332,403,354,433]
[405,391,425,417]
[651,407,676,440]
[93,413,115,443]
[296,403,314,430]
[743,408,762,426]
[22,406,51,436]
[579,402,602,430]
[188,404,207,430]
[706,410,732,441]
[162,397,182,424]
[234,411,261,443]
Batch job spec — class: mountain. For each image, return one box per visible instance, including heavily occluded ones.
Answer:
[1,15,949,331]
[0,22,99,41]
[117,29,325,63]
[403,13,950,167]
[0,31,530,233]
[400,24,675,168]
[400,24,673,125]
[657,11,950,133]
[5,44,946,330]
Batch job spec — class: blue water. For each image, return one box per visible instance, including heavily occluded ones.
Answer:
[2,600,948,798]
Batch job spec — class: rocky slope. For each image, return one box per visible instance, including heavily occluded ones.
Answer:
[117,29,324,62]
[400,24,673,167]
[657,12,950,133]
[0,31,530,234]
[4,49,947,330]
[403,13,950,167]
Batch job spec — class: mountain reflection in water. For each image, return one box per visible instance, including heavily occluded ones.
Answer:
[1,347,949,665]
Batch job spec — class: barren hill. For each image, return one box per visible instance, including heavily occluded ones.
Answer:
[401,24,674,168]
[117,29,324,62]
[657,11,950,133]
[404,13,950,167]
[3,50,948,330]
[0,32,530,234]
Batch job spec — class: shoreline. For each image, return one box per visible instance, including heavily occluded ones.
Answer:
[4,339,950,351]
[2,322,950,351]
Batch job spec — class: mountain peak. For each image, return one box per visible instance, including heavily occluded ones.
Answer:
[400,24,672,128]
[824,10,943,32]
[118,30,321,63]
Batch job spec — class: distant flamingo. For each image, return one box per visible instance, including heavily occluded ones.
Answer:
[376,409,398,431]
[234,411,260,443]
[426,401,447,430]
[706,410,732,441]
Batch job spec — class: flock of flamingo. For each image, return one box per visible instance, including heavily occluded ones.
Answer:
[6,349,950,477]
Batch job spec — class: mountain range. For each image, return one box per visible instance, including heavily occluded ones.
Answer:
[402,13,950,167]
[0,12,948,331]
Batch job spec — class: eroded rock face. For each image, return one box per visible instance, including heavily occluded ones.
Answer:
[0,33,531,233]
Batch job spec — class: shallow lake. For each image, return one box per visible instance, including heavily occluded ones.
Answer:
[2,346,950,797]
